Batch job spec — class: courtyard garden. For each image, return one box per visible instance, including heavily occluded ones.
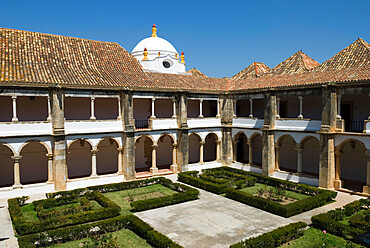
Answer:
[178,166,337,217]
[8,177,199,247]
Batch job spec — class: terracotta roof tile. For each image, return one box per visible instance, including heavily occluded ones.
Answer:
[313,38,370,71]
[231,62,270,81]
[187,68,207,77]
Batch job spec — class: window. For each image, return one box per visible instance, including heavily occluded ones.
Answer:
[163,61,171,68]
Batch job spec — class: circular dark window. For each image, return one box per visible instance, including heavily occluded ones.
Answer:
[163,61,171,68]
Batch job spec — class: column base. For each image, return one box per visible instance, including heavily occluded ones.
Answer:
[170,164,178,173]
[13,183,23,189]
[334,179,342,189]
[11,118,19,123]
[47,180,54,184]
[363,185,370,195]
[199,161,205,165]
[90,174,98,178]
[90,117,96,120]
[150,167,158,174]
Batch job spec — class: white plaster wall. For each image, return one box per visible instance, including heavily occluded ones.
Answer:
[95,98,118,120]
[152,119,177,130]
[97,138,118,175]
[65,97,90,120]
[18,96,48,122]
[155,99,173,118]
[232,129,262,140]
[65,120,123,135]
[335,135,370,150]
[67,140,92,179]
[187,100,200,118]
[187,118,221,128]
[233,118,264,128]
[366,122,370,134]
[0,96,12,122]
[302,138,320,175]
[0,122,53,137]
[134,98,151,120]
[157,135,173,169]
[279,136,297,172]
[341,141,367,183]
[274,131,320,144]
[0,144,14,187]
[275,119,321,131]
[189,134,200,163]
[20,142,48,184]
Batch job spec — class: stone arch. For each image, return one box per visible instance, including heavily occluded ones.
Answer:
[189,132,201,164]
[135,134,156,145]
[67,138,93,150]
[301,136,320,176]
[19,140,52,155]
[67,138,92,179]
[337,139,367,192]
[95,136,120,150]
[97,137,119,175]
[156,133,176,145]
[0,143,14,187]
[251,133,262,166]
[135,135,154,172]
[204,133,218,162]
[157,134,175,170]
[235,132,249,164]
[278,135,297,172]
[19,141,48,184]
[233,131,246,142]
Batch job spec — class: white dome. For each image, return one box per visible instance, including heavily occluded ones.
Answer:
[131,36,178,55]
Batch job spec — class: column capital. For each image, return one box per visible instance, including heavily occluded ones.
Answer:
[116,147,123,152]
[295,143,302,151]
[215,140,221,144]
[91,96,95,100]
[11,95,17,100]
[11,155,22,162]
[172,143,178,148]
[199,141,205,145]
[151,144,158,149]
[46,153,53,159]
[90,149,99,154]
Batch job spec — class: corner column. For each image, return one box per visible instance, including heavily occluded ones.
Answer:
[12,155,22,189]
[122,91,136,180]
[220,96,233,166]
[176,93,189,172]
[262,92,276,176]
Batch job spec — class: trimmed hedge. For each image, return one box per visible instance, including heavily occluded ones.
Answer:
[17,214,182,248]
[230,221,307,248]
[8,191,120,235]
[311,199,370,240]
[178,171,227,194]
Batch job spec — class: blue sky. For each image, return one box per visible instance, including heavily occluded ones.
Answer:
[1,0,369,78]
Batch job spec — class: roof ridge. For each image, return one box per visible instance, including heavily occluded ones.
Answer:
[357,37,370,51]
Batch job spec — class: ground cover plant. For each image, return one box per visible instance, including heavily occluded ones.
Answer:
[178,166,337,217]
[311,199,370,242]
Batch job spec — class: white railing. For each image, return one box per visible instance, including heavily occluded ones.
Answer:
[275,119,321,131]
[151,118,177,129]
[233,118,264,129]
[65,120,123,134]
[0,122,53,137]
[187,118,221,128]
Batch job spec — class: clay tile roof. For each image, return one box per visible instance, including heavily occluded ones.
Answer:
[313,38,370,71]
[0,27,144,87]
[264,51,319,76]
[230,62,270,81]
[187,68,207,77]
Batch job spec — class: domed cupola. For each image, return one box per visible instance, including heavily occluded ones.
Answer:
[131,25,186,74]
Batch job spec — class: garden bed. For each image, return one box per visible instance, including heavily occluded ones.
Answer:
[178,167,337,217]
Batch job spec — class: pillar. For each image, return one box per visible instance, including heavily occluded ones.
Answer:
[296,143,303,173]
[233,99,237,117]
[170,144,178,172]
[216,99,220,118]
[248,138,253,165]
[176,94,189,172]
[90,149,98,177]
[232,140,237,163]
[276,98,280,118]
[150,144,158,174]
[12,155,22,188]
[275,144,280,170]
[11,96,18,122]
[262,92,276,176]
[199,99,204,118]
[220,96,234,166]
[47,153,53,183]
[117,96,122,120]
[336,95,341,119]
[172,99,177,118]
[47,94,52,122]
[90,96,96,120]
[199,142,205,164]
[298,96,303,119]
[334,149,342,189]
[249,99,253,118]
[117,147,123,174]
[216,140,221,161]
[151,98,156,118]
[362,150,370,194]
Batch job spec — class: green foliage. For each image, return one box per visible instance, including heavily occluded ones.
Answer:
[348,210,370,231]
[83,233,118,248]
[230,222,307,248]
[16,196,30,206]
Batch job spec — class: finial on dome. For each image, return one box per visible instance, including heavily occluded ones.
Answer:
[151,24,157,37]
[180,52,185,64]
[158,52,161,56]
[175,53,178,58]
[143,48,148,60]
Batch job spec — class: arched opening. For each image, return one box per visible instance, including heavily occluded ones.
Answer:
[301,137,320,176]
[279,135,297,172]
[340,140,367,192]
[0,144,14,187]
[189,133,201,164]
[204,133,217,162]
[157,134,174,169]
[236,133,249,164]
[135,136,153,172]
[20,142,48,184]
[97,138,118,175]
[251,134,262,166]
[67,139,92,179]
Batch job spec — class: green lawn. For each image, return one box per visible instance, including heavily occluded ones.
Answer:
[20,203,38,222]
[279,227,363,248]
[104,184,177,216]
[43,202,79,212]
[239,183,310,201]
[48,228,152,248]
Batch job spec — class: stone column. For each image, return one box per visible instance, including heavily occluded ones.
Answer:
[172,99,177,118]
[247,138,253,165]
[232,140,238,163]
[12,155,22,188]
[216,140,221,161]
[199,142,205,164]
[199,99,204,118]
[334,149,342,189]
[298,96,303,119]
[90,149,98,177]
[249,99,253,118]
[170,144,178,172]
[117,96,122,120]
[220,96,234,166]
[275,144,280,170]
[47,153,53,183]
[362,150,370,194]
[11,96,18,122]
[90,96,96,120]
[47,94,52,121]
[216,99,220,118]
[276,98,280,118]
[117,147,123,174]
[336,95,341,119]
[150,144,159,174]
[296,143,303,173]
[233,99,237,117]
[176,94,189,172]
[262,92,277,176]
[151,98,156,118]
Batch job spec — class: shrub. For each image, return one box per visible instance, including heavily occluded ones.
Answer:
[348,210,370,231]
[178,171,227,194]
[230,222,307,248]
